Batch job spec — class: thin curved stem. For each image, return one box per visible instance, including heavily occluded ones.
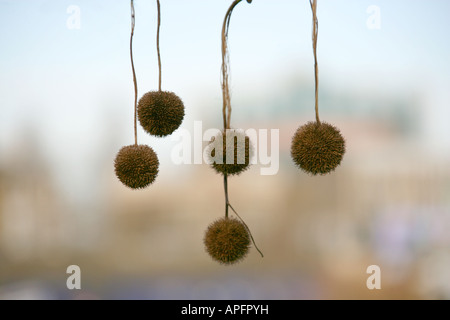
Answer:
[156,0,162,92]
[224,174,229,218]
[310,0,320,124]
[223,173,263,258]
[228,203,264,258]
[220,0,260,259]
[130,0,138,145]
[221,0,251,130]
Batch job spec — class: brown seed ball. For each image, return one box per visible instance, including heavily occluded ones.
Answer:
[137,91,185,137]
[204,217,250,265]
[291,121,345,175]
[114,144,159,189]
[206,129,253,176]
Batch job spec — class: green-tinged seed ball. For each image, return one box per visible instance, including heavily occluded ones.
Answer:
[291,121,345,175]
[138,91,185,137]
[114,144,159,189]
[204,217,250,265]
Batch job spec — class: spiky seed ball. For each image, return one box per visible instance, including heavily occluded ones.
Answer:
[204,217,250,265]
[291,121,345,175]
[206,129,253,176]
[137,91,185,137]
[114,144,159,189]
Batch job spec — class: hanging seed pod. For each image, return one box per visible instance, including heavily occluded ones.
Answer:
[137,91,185,137]
[114,144,159,189]
[137,2,185,138]
[291,121,345,175]
[206,129,253,176]
[290,1,345,174]
[204,217,250,265]
[201,0,263,266]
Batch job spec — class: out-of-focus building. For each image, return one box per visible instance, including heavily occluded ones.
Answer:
[1,80,449,300]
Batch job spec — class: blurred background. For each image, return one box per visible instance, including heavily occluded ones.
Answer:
[1,0,450,300]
